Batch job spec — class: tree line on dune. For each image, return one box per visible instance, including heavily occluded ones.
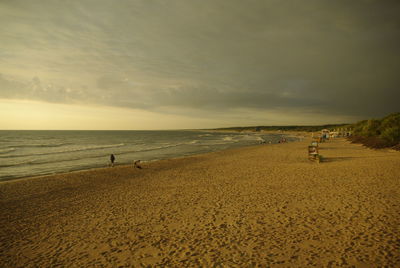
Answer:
[348,113,400,150]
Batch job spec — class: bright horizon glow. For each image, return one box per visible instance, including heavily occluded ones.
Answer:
[0,99,359,130]
[0,99,227,130]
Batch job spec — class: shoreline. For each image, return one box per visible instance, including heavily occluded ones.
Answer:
[0,131,302,183]
[0,140,297,199]
[1,137,399,266]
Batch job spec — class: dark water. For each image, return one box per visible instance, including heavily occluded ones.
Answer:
[0,130,295,181]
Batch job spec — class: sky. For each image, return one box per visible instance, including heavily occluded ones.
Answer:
[1,0,399,130]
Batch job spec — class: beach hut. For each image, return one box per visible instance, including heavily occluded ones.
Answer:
[321,129,330,139]
[329,131,339,138]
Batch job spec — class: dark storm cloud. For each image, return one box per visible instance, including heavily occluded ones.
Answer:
[1,0,399,121]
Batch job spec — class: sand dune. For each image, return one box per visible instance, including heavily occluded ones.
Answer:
[1,138,399,267]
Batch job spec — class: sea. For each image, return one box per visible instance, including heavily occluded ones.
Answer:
[0,130,296,181]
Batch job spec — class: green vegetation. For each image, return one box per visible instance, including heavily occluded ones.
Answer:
[349,113,400,150]
[212,112,400,150]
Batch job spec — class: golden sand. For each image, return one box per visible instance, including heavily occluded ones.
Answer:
[1,138,399,267]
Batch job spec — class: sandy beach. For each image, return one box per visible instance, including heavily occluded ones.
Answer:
[1,137,399,267]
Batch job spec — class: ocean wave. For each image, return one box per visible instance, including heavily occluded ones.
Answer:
[198,134,212,137]
[238,134,265,141]
[0,142,184,168]
[256,136,265,142]
[0,152,114,168]
[0,143,125,159]
[116,143,183,155]
[0,159,36,168]
[0,148,16,154]
[0,143,178,165]
[5,142,72,149]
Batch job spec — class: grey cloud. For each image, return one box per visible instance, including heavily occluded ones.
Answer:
[0,74,27,99]
[1,0,399,121]
[0,74,89,104]
[93,75,325,112]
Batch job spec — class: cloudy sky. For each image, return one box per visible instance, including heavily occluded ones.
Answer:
[1,0,399,130]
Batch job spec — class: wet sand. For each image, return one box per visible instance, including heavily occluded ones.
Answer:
[1,138,399,267]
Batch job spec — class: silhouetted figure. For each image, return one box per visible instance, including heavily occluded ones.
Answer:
[134,160,142,169]
[110,154,115,167]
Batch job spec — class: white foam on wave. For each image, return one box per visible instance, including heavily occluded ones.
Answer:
[9,142,72,149]
[0,148,16,154]
[198,134,212,137]
[1,143,125,159]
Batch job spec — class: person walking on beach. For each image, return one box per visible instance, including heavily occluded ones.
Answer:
[134,160,142,169]
[110,154,115,167]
